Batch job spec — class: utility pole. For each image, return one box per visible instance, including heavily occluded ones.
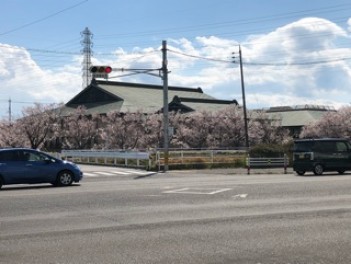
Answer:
[8,98,11,124]
[238,45,249,149]
[109,40,170,171]
[162,40,169,171]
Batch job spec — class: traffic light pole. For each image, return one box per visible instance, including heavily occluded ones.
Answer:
[162,40,169,172]
[96,41,170,171]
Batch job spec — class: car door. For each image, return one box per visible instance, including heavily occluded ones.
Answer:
[22,150,58,183]
[0,150,29,184]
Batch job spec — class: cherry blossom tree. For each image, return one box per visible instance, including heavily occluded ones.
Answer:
[100,110,146,150]
[211,106,246,148]
[300,107,351,139]
[141,112,164,149]
[249,110,290,145]
[0,119,27,147]
[62,106,101,149]
[171,110,215,149]
[1,101,299,152]
[17,103,63,149]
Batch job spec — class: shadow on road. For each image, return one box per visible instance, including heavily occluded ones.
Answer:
[134,172,158,180]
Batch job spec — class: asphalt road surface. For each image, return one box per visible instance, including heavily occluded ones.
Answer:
[1,166,351,264]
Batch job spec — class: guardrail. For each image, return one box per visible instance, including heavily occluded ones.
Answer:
[246,154,289,174]
[155,149,246,171]
[60,149,247,171]
[60,150,289,173]
[61,150,150,169]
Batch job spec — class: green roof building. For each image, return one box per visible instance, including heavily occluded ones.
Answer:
[263,105,336,137]
[62,79,238,115]
[61,79,336,137]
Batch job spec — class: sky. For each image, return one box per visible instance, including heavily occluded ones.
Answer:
[1,0,351,119]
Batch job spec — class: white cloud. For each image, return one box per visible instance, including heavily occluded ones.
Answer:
[2,16,351,118]
[237,17,351,108]
[0,44,81,117]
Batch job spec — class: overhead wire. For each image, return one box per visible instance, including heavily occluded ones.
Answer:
[167,48,351,67]
[0,0,89,36]
[167,49,231,63]
[1,2,350,71]
[94,3,351,40]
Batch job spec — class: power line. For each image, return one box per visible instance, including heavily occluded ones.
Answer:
[168,49,351,66]
[0,99,55,104]
[0,44,80,55]
[0,0,89,36]
[94,3,351,40]
[168,49,231,63]
[245,57,351,66]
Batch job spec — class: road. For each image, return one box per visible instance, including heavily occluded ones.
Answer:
[1,165,351,264]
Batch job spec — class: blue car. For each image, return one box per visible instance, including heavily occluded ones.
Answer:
[0,148,83,189]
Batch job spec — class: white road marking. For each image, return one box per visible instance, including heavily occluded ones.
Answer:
[108,171,131,175]
[83,172,98,177]
[94,171,116,176]
[233,194,248,198]
[163,187,231,195]
[125,170,150,175]
[83,170,151,177]
[208,188,232,194]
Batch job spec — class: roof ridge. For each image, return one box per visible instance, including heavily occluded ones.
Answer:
[96,80,204,93]
[174,96,238,105]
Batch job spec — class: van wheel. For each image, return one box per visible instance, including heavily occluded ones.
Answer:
[296,171,305,176]
[313,164,324,175]
[338,170,345,174]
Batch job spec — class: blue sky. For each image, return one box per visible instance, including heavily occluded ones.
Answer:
[1,0,351,118]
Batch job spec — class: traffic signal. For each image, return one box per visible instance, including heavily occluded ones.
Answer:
[89,66,112,79]
[89,66,112,74]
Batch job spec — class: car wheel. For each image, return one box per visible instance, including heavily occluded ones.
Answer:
[56,171,73,186]
[0,177,3,189]
[337,170,345,174]
[296,170,305,176]
[313,164,324,175]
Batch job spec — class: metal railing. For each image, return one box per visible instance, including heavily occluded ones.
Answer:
[61,150,150,169]
[59,149,290,173]
[155,149,246,171]
[246,154,289,174]
[59,149,247,171]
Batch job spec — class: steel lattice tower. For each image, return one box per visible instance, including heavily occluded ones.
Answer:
[81,27,93,88]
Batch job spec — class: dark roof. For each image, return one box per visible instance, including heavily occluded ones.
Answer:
[294,138,348,142]
[168,96,238,113]
[61,79,238,115]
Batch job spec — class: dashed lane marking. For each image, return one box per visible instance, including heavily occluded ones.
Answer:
[125,170,151,175]
[83,170,151,177]
[163,188,232,195]
[232,194,248,198]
